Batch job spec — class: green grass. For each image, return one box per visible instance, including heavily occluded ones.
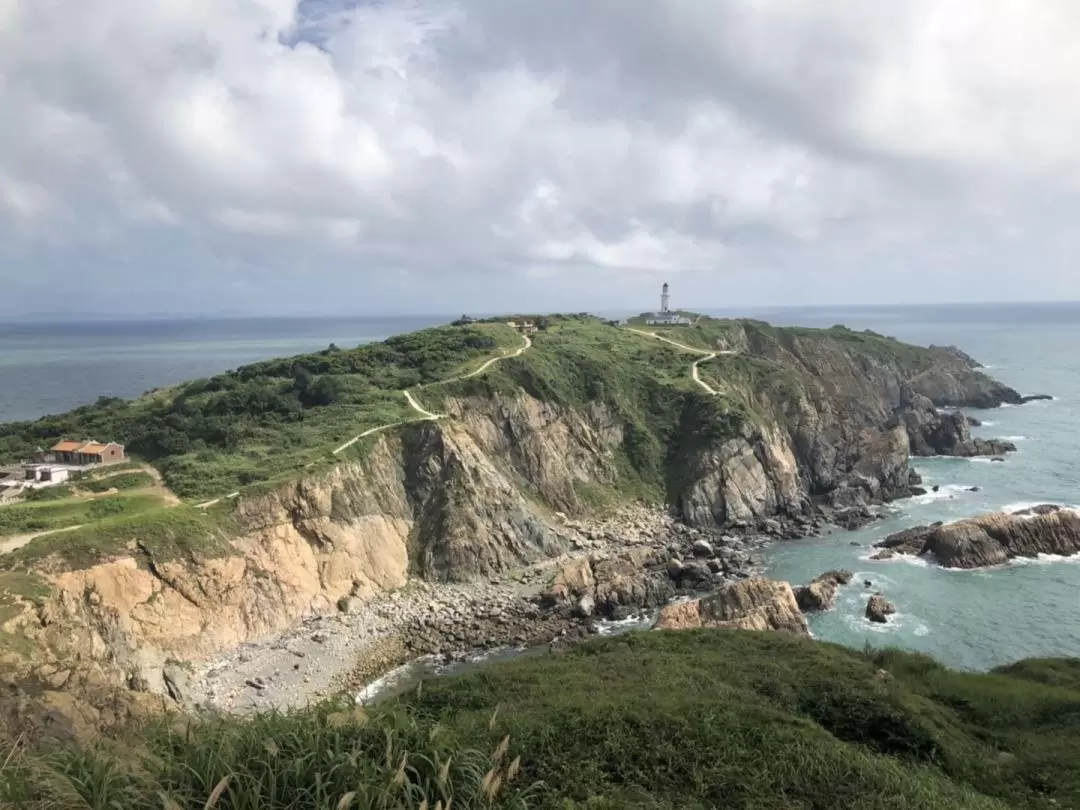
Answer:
[79,471,155,493]
[0,701,541,810]
[0,324,521,500]
[0,505,236,571]
[4,631,1078,808]
[0,493,164,538]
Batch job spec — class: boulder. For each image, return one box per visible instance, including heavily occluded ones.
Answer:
[874,506,1080,568]
[575,595,596,619]
[546,557,595,604]
[833,506,878,531]
[655,578,809,635]
[676,562,716,591]
[900,393,1017,458]
[869,549,896,561]
[1021,394,1053,403]
[794,570,853,612]
[866,594,896,623]
[691,539,714,558]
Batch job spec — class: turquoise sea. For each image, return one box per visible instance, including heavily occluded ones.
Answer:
[2,303,1078,671]
[757,302,1080,671]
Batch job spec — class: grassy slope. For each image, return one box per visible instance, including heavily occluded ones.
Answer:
[4,631,1078,809]
[0,492,166,539]
[0,324,522,501]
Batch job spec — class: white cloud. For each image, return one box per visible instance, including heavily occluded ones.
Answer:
[3,0,1080,314]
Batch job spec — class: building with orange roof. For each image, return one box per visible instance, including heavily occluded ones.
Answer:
[48,439,125,467]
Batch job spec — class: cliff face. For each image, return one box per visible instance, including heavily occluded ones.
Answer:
[0,319,1026,708]
[671,325,1018,526]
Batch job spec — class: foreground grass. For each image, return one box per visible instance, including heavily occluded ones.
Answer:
[3,631,1077,809]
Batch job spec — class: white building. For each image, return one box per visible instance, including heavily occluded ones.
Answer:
[22,464,70,488]
[645,282,692,326]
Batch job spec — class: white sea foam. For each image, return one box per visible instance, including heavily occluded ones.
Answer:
[911,484,976,505]
[356,661,421,704]
[1000,435,1027,441]
[979,420,996,427]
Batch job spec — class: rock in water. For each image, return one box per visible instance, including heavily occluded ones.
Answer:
[794,570,853,612]
[900,394,1017,458]
[866,594,896,623]
[655,579,809,635]
[1021,393,1054,403]
[874,506,1080,568]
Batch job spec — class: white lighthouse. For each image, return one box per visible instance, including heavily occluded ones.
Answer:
[660,282,670,314]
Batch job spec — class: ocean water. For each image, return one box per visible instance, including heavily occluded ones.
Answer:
[759,302,1080,671]
[0,316,449,423]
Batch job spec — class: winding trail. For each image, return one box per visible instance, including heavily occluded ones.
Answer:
[0,523,84,555]
[461,333,532,379]
[327,332,532,459]
[624,327,734,396]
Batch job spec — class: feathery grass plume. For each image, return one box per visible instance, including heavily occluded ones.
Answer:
[483,770,504,803]
[158,790,183,810]
[352,706,369,727]
[326,711,351,729]
[506,756,521,783]
[392,752,408,786]
[491,734,510,764]
[487,704,500,731]
[335,790,357,810]
[384,729,394,769]
[438,755,452,786]
[480,768,497,800]
[263,738,280,757]
[202,774,231,809]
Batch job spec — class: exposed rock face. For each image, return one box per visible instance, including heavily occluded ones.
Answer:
[866,594,896,623]
[899,393,1016,458]
[543,548,676,618]
[794,570,853,612]
[655,579,809,635]
[875,506,1080,568]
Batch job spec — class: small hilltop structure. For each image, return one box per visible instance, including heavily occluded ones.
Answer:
[645,283,693,326]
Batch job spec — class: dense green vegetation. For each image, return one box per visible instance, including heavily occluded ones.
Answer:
[0,325,521,500]
[3,631,1078,808]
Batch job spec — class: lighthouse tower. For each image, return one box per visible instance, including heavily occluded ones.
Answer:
[660,282,670,314]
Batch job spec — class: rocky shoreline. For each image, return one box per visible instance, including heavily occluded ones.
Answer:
[184,505,847,712]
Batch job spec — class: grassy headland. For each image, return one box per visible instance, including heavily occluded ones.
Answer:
[0,324,522,500]
[3,630,1078,809]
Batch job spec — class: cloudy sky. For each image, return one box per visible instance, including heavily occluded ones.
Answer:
[2,0,1080,317]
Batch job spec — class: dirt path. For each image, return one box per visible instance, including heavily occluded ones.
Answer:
[0,523,84,555]
[624,328,732,396]
[461,333,531,379]
[193,492,239,509]
[330,333,531,458]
